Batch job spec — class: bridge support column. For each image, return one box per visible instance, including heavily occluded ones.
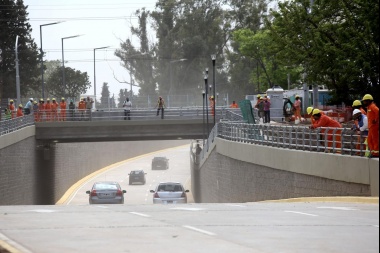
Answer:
[34,141,56,204]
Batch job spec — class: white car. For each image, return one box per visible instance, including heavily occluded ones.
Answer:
[150,182,189,204]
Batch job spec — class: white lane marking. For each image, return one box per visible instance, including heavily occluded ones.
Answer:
[225,204,246,208]
[26,209,57,213]
[284,211,318,217]
[0,232,33,253]
[183,225,216,236]
[170,207,205,211]
[129,212,151,217]
[317,206,358,211]
[95,205,109,209]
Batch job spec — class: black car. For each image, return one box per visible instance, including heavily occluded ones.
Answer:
[152,157,169,170]
[128,170,146,185]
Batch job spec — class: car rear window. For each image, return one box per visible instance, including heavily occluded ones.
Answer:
[94,183,119,190]
[131,171,142,175]
[158,184,183,192]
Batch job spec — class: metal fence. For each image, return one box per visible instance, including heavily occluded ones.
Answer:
[199,121,369,160]
[0,115,35,136]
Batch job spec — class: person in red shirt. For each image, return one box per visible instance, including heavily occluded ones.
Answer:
[362,94,379,157]
[209,96,215,116]
[310,109,342,152]
[78,98,86,120]
[16,104,24,117]
[38,99,45,121]
[51,98,58,121]
[59,97,67,121]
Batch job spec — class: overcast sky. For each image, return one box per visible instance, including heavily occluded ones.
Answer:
[24,0,157,100]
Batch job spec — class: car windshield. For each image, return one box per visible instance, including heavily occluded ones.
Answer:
[94,183,118,190]
[157,184,183,192]
[131,171,143,175]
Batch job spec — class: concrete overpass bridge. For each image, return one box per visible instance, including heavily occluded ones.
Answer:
[0,107,378,205]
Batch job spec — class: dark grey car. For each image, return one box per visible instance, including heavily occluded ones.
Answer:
[152,156,169,170]
[86,181,126,204]
[128,170,146,185]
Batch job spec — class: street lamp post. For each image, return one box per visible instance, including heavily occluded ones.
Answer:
[62,35,82,97]
[202,89,205,146]
[204,69,209,137]
[40,21,61,98]
[93,46,109,101]
[169,58,187,105]
[211,54,216,125]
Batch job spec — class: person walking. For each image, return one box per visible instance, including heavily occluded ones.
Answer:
[310,109,342,152]
[8,99,15,119]
[122,97,132,120]
[229,101,239,108]
[263,97,271,123]
[24,98,33,115]
[361,94,379,157]
[209,96,215,117]
[59,97,67,121]
[155,96,165,119]
[352,109,369,156]
[293,95,302,121]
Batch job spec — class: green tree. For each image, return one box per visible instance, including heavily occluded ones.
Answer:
[98,82,110,109]
[265,0,379,104]
[0,0,40,99]
[46,66,90,99]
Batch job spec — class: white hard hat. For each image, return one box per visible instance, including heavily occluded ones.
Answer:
[30,98,33,101]
[352,109,361,116]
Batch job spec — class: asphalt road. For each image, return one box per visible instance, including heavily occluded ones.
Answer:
[0,144,378,253]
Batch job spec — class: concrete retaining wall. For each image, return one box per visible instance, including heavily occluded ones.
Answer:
[193,137,378,203]
[0,127,189,205]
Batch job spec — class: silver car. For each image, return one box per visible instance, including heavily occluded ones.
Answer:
[86,181,126,204]
[150,182,189,204]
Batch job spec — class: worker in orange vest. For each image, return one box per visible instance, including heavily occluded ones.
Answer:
[352,100,366,115]
[293,95,302,121]
[38,99,45,121]
[8,99,15,119]
[51,98,58,121]
[310,109,342,152]
[45,98,52,121]
[361,94,379,157]
[306,107,325,126]
[16,104,24,117]
[229,101,239,108]
[59,97,67,121]
[78,98,86,120]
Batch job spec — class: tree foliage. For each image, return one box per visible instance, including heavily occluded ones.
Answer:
[0,0,40,99]
[46,65,90,99]
[264,0,379,104]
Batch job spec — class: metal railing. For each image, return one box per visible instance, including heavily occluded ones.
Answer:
[0,115,35,136]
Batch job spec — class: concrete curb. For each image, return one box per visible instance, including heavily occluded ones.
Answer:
[259,196,379,204]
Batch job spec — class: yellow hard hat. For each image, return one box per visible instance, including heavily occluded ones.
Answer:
[352,100,362,107]
[33,101,37,104]
[362,94,373,101]
[18,104,23,107]
[312,108,321,115]
[10,99,14,102]
[295,95,300,98]
[40,98,44,102]
[52,98,56,101]
[47,98,50,101]
[306,107,314,115]
[257,95,261,98]
[61,97,65,100]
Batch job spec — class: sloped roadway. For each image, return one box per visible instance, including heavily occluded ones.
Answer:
[0,144,378,253]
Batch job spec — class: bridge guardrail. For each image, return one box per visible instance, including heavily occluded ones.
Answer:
[0,115,34,136]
